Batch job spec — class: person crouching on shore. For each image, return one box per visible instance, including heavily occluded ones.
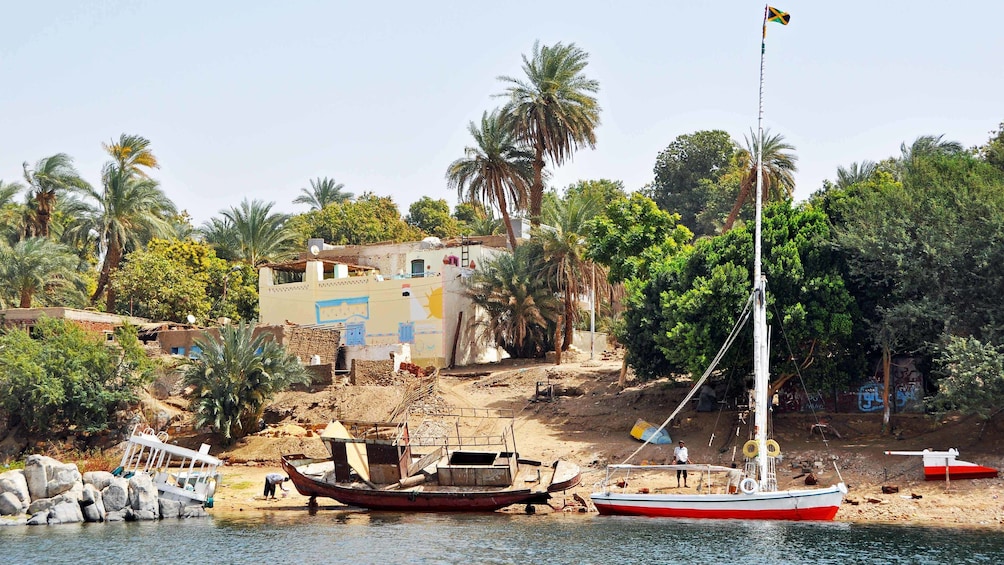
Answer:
[264,472,290,499]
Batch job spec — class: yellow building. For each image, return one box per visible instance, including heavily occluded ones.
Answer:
[258,237,506,368]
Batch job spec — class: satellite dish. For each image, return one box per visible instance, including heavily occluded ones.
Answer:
[310,245,320,256]
[186,314,196,324]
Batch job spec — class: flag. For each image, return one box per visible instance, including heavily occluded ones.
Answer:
[767,6,790,25]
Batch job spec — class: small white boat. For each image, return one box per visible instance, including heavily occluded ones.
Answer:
[116,425,222,506]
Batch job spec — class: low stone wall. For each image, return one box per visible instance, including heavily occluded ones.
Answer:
[0,454,209,526]
[350,359,395,385]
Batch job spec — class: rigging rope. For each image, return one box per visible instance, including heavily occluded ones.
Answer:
[619,292,755,465]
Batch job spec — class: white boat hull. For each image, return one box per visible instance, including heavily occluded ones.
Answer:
[590,483,847,521]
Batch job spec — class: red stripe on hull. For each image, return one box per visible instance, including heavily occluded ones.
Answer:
[592,503,839,521]
[923,466,998,481]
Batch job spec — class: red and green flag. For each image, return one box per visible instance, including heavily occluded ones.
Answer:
[767,6,790,25]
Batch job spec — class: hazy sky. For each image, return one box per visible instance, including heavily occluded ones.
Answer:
[3,1,1002,225]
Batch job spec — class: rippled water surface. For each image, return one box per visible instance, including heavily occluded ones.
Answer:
[4,511,1004,564]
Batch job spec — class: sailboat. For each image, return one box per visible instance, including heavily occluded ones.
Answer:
[590,6,847,521]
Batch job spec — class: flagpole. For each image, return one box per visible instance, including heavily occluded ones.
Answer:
[753,3,771,492]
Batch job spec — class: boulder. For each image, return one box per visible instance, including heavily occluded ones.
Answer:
[131,509,158,521]
[0,492,22,516]
[0,470,30,509]
[48,500,84,524]
[81,484,105,523]
[46,462,81,498]
[105,509,130,522]
[83,471,115,491]
[128,473,159,516]
[102,477,129,512]
[159,498,182,519]
[182,504,209,519]
[24,454,59,501]
[26,511,48,526]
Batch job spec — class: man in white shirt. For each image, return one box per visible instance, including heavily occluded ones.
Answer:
[673,440,691,488]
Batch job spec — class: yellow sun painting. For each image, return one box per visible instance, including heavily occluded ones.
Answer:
[422,286,444,319]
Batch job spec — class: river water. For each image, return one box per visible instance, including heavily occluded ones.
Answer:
[3,510,1004,564]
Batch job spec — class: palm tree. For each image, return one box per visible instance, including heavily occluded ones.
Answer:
[539,191,607,350]
[201,199,296,266]
[293,177,354,210]
[447,110,532,249]
[0,237,83,308]
[87,135,177,310]
[835,161,877,189]
[183,322,309,443]
[464,244,560,358]
[22,154,90,238]
[498,41,601,224]
[722,129,798,233]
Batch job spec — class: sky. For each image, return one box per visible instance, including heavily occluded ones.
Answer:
[3,1,1003,226]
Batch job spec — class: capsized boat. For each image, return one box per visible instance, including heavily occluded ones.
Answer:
[281,409,581,512]
[630,419,672,444]
[590,6,846,521]
[115,424,222,506]
[886,449,999,481]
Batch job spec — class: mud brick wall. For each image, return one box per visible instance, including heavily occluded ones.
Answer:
[350,359,395,385]
[305,364,334,387]
[284,326,341,365]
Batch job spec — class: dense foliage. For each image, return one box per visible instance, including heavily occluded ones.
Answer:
[0,318,153,433]
[183,322,309,443]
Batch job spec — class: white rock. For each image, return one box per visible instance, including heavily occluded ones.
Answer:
[81,484,105,523]
[48,500,84,524]
[82,471,115,491]
[46,463,81,498]
[102,477,129,512]
[24,455,59,501]
[128,474,159,516]
[0,470,30,509]
[159,498,182,519]
[0,492,22,516]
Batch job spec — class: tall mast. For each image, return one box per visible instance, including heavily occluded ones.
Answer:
[753,3,771,491]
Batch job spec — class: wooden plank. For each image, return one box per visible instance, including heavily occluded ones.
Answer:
[408,446,445,478]
[321,421,370,482]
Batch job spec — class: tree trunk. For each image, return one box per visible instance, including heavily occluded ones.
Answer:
[530,138,546,226]
[882,344,892,435]
[19,288,33,308]
[722,175,755,233]
[92,239,122,311]
[496,187,519,250]
[562,290,574,351]
[554,315,563,366]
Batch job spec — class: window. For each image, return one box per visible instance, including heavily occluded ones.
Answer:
[170,346,186,356]
[411,259,425,278]
[345,323,366,346]
[398,322,415,344]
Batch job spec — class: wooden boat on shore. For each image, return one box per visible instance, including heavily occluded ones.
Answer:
[281,409,581,512]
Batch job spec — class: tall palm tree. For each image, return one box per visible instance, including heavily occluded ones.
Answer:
[22,154,90,238]
[835,160,877,189]
[0,237,83,308]
[447,110,532,249]
[722,129,798,233]
[539,191,607,349]
[201,199,296,266]
[293,177,354,210]
[87,135,176,310]
[498,41,601,224]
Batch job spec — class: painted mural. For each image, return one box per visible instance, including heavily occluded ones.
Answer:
[774,357,926,414]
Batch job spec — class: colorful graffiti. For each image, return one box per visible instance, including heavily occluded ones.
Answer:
[774,356,925,414]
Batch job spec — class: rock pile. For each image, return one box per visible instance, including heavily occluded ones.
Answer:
[0,454,208,526]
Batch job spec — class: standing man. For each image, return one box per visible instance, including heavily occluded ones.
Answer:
[674,440,691,488]
[264,472,290,499]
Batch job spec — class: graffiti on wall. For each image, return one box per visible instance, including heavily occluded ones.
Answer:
[316,296,370,324]
[774,356,925,414]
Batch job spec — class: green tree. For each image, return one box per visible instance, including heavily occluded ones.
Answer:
[975,121,1004,172]
[0,237,85,308]
[287,193,422,246]
[183,322,309,443]
[464,244,559,358]
[202,199,296,266]
[498,41,601,224]
[111,238,221,322]
[22,153,91,238]
[929,336,1004,428]
[447,109,532,249]
[407,196,460,238]
[647,130,737,236]
[293,177,354,210]
[0,317,152,434]
[586,192,692,283]
[722,130,798,232]
[834,160,877,189]
[87,135,177,311]
[623,202,856,386]
[562,179,627,204]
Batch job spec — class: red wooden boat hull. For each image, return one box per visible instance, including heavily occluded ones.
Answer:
[281,455,561,512]
[923,464,999,481]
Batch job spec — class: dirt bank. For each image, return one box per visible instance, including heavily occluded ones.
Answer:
[193,355,1004,526]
